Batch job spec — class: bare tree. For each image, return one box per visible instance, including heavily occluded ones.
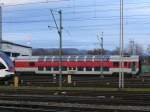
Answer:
[111,47,120,55]
[134,43,143,55]
[147,45,150,53]
[126,40,143,55]
[126,40,135,55]
[87,48,107,55]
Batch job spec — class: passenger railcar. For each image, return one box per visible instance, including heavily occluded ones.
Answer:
[15,55,140,76]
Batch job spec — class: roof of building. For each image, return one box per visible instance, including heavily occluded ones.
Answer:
[2,40,32,49]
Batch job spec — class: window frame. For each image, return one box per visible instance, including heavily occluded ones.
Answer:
[113,62,119,67]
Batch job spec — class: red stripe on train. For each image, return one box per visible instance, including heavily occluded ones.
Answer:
[15,61,131,68]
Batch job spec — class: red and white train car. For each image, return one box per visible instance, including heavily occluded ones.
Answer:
[14,55,140,76]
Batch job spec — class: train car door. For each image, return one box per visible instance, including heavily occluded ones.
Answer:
[131,62,136,72]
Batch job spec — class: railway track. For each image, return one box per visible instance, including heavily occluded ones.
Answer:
[0,94,150,111]
[0,94,150,112]
[2,75,150,88]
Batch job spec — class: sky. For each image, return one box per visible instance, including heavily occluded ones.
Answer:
[1,0,150,50]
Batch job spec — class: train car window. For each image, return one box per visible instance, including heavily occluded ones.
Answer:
[128,63,131,68]
[38,56,44,61]
[53,56,60,61]
[46,57,52,61]
[62,56,68,61]
[94,55,110,61]
[77,67,84,71]
[113,62,119,67]
[69,56,77,61]
[78,56,85,61]
[46,67,51,71]
[12,53,20,57]
[4,52,11,57]
[62,66,67,71]
[94,67,100,71]
[0,52,14,69]
[52,56,68,61]
[38,67,44,71]
[103,67,109,71]
[132,62,136,65]
[124,62,127,66]
[86,56,93,61]
[0,63,6,69]
[86,67,92,71]
[94,56,100,61]
[29,62,35,66]
[54,67,59,71]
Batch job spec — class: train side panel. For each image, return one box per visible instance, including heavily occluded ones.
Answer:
[15,55,140,76]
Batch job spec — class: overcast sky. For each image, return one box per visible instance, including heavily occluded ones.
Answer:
[1,0,150,50]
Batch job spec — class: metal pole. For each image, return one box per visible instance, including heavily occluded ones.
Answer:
[119,0,124,88]
[130,41,132,55]
[119,0,122,89]
[119,0,124,89]
[121,0,124,88]
[58,10,63,88]
[132,41,135,55]
[0,6,2,50]
[101,32,103,76]
[50,10,63,88]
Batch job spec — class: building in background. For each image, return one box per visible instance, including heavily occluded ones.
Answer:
[1,40,32,57]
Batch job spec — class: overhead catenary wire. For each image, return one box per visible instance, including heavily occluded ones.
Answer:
[4,4,150,16]
[3,9,150,23]
[3,0,150,11]
[2,0,71,7]
[4,14,150,24]
[2,0,150,50]
[2,0,150,22]
[3,20,150,27]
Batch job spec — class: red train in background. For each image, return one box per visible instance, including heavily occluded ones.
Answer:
[14,55,140,77]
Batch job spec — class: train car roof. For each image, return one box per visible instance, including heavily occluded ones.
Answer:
[15,55,139,61]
